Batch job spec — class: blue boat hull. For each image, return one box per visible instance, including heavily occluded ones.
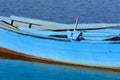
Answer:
[0,25,120,71]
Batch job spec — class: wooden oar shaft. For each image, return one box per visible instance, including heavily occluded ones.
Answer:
[74,16,80,31]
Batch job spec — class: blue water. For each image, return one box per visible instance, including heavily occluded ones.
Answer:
[0,59,120,80]
[1,0,120,23]
[0,0,120,80]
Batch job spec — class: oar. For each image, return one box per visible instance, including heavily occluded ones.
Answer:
[74,25,120,31]
[74,16,80,31]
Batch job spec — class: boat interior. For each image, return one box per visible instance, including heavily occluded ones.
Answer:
[0,15,120,42]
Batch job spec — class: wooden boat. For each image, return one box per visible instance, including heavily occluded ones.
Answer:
[0,16,120,71]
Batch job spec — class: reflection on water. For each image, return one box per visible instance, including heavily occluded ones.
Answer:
[0,59,120,80]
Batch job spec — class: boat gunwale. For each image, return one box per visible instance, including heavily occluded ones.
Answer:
[0,24,71,42]
[11,19,120,31]
[1,23,120,44]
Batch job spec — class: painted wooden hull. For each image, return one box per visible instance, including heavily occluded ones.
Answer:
[0,15,120,71]
[0,24,120,71]
[0,46,120,72]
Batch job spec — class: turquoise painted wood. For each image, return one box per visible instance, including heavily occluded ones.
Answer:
[18,26,120,41]
[0,24,120,68]
[0,16,120,69]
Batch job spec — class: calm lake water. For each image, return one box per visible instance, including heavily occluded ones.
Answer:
[0,0,120,80]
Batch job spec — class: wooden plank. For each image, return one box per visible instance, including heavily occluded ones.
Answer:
[10,15,120,30]
[13,21,30,28]
[10,15,71,30]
